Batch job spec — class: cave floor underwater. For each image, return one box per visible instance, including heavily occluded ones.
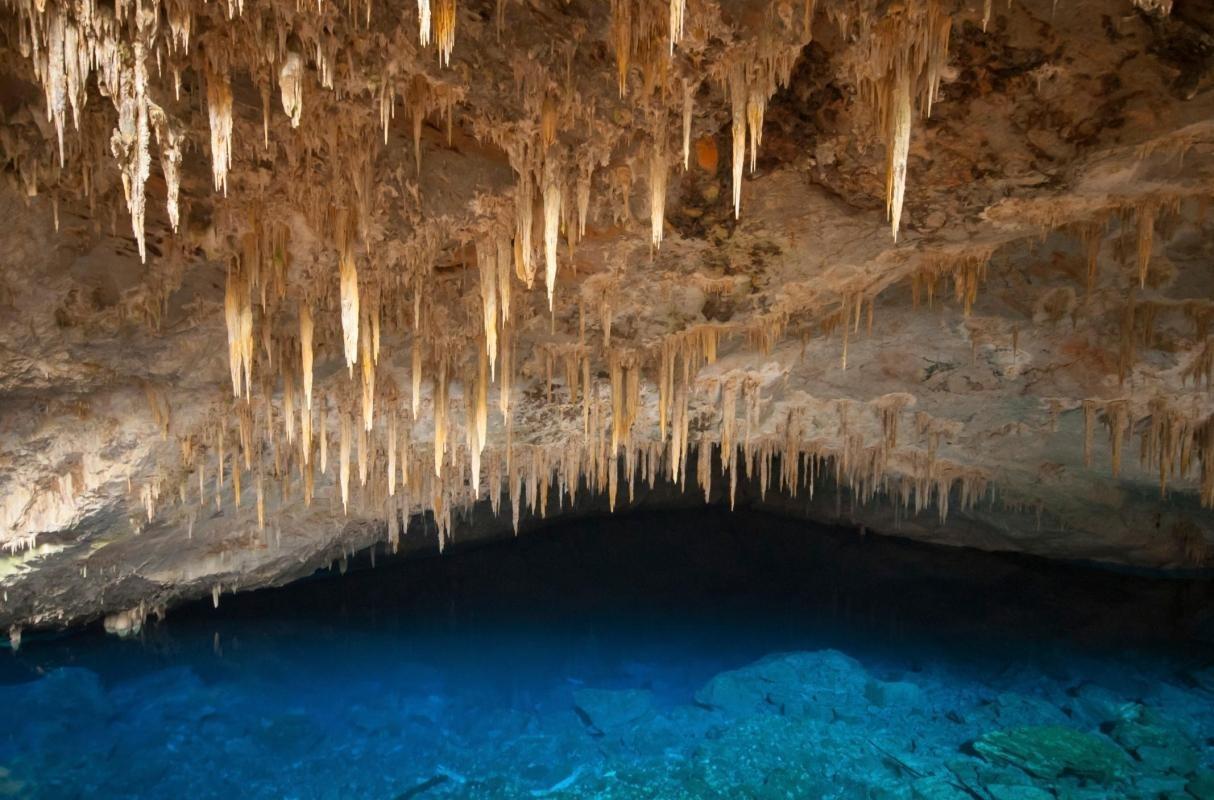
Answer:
[2,508,1212,799]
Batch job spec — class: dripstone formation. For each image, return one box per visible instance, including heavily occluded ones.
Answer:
[0,0,1212,635]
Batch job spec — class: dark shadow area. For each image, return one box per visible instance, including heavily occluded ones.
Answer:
[8,506,1214,683]
[180,506,1214,644]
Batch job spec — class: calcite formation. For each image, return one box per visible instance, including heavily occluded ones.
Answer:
[0,0,1212,634]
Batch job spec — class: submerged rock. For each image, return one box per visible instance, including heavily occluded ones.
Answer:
[694,650,870,720]
[985,784,1055,800]
[911,774,976,800]
[979,692,1071,728]
[571,688,653,732]
[0,767,25,798]
[1187,770,1214,800]
[1067,684,1135,727]
[864,679,926,709]
[971,725,1130,784]
[1107,705,1200,776]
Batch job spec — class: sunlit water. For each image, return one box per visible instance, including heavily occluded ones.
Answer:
[3,509,1212,799]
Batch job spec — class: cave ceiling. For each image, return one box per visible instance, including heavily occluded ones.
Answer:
[0,0,1212,634]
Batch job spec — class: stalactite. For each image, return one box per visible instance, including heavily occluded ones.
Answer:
[410,76,429,174]
[224,263,253,399]
[300,303,314,411]
[45,12,68,167]
[609,350,641,457]
[1077,223,1103,292]
[284,374,297,446]
[541,95,559,149]
[300,395,312,467]
[611,0,632,97]
[650,134,667,249]
[682,81,694,171]
[339,413,351,513]
[434,0,456,67]
[111,41,152,261]
[746,91,765,174]
[205,63,233,196]
[729,67,745,219]
[1136,201,1157,289]
[500,324,513,423]
[148,105,182,236]
[1184,338,1213,390]
[543,160,562,310]
[466,385,481,500]
[361,310,375,431]
[669,0,685,54]
[496,235,513,325]
[852,0,951,240]
[434,355,449,478]
[256,462,265,530]
[575,165,592,242]
[516,173,536,287]
[418,0,432,46]
[339,247,360,375]
[1105,400,1129,478]
[279,52,303,128]
[477,241,499,377]
[886,70,912,241]
[475,338,489,455]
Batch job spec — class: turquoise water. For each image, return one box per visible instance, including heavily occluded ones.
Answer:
[2,510,1212,799]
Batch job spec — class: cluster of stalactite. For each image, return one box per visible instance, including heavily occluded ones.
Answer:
[142,350,992,548]
[1,0,950,281]
[890,184,1214,510]
[1,0,918,383]
[1081,396,1214,506]
[841,0,951,240]
[121,176,1214,545]
[6,0,1214,561]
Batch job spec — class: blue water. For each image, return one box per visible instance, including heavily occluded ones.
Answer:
[2,510,1212,799]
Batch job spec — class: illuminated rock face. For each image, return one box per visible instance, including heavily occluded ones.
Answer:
[0,0,1211,633]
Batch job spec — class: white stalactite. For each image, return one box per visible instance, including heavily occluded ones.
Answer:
[279,52,303,128]
[206,66,233,196]
[886,70,911,242]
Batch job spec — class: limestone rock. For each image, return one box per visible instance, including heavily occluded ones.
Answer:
[865,679,926,709]
[1107,706,1200,776]
[572,688,653,731]
[972,725,1130,784]
[985,784,1055,800]
[1187,770,1214,800]
[694,650,869,720]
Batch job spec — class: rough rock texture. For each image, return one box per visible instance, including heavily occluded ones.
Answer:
[0,0,1212,633]
[971,725,1132,783]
